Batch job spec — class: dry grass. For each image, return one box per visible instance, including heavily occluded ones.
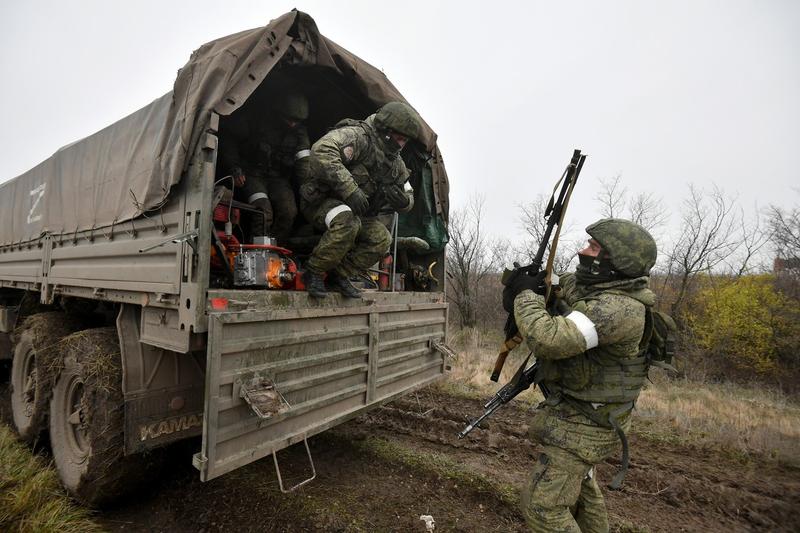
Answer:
[0,425,102,533]
[445,328,800,465]
[61,328,121,394]
[636,373,800,464]
[444,327,543,405]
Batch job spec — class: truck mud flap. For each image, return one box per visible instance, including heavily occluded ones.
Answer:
[193,292,449,481]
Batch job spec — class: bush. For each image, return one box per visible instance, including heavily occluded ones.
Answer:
[685,274,800,384]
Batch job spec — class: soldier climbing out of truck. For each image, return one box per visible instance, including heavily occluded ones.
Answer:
[299,102,422,299]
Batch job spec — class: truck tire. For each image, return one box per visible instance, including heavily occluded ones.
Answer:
[11,312,82,443]
[49,327,160,507]
[10,334,41,440]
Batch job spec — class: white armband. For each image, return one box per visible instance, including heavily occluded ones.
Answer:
[248,192,269,203]
[566,310,599,349]
[324,205,352,228]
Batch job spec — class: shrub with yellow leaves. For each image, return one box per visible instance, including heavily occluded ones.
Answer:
[686,274,800,377]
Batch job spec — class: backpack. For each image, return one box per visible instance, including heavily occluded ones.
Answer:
[642,309,679,372]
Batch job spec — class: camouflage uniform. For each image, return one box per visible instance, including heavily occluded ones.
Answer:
[300,113,415,278]
[513,219,658,532]
[219,96,310,239]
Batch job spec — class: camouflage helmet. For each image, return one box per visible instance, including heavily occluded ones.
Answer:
[586,218,657,278]
[273,92,309,121]
[374,102,422,141]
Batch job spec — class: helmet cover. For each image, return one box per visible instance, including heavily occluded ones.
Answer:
[586,218,657,277]
[374,101,422,140]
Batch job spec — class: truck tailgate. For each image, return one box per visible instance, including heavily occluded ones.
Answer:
[194,290,449,481]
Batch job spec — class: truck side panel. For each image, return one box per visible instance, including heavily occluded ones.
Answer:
[48,199,183,296]
[0,247,42,286]
[195,291,448,481]
[0,193,187,307]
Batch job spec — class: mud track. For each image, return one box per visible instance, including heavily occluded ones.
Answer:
[1,372,798,532]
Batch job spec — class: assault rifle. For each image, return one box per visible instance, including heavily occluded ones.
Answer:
[366,183,404,217]
[490,149,585,382]
[459,149,585,439]
[458,356,550,439]
[366,184,390,217]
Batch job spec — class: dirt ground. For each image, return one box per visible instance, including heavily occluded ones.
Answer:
[1,366,798,532]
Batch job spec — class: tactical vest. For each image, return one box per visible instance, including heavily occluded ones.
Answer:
[538,303,677,490]
[542,332,650,406]
[330,118,407,197]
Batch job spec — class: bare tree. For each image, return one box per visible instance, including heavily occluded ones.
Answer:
[516,194,577,274]
[627,191,669,233]
[725,206,772,276]
[666,185,740,316]
[596,174,668,237]
[767,202,800,261]
[768,199,800,298]
[595,174,627,218]
[446,195,506,329]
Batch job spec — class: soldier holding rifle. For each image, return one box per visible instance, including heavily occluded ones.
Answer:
[503,218,659,532]
[458,150,669,532]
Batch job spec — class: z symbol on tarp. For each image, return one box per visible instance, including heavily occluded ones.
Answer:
[28,183,46,224]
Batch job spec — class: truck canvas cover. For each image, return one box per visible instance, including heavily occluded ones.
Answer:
[0,10,449,246]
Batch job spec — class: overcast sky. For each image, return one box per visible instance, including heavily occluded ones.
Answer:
[1,0,798,257]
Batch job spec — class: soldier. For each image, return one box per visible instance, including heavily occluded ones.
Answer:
[299,102,421,298]
[502,219,658,533]
[218,92,311,240]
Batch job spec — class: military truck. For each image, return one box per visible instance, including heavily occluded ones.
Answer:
[0,10,452,505]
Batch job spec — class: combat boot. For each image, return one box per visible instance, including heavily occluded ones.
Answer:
[304,270,327,299]
[329,273,362,299]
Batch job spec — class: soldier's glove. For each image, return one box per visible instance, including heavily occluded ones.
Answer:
[230,166,246,187]
[553,298,572,317]
[384,184,410,210]
[345,188,369,216]
[502,271,547,313]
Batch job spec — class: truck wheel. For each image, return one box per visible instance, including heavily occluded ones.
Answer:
[11,312,82,443]
[49,327,159,507]
[10,334,41,440]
